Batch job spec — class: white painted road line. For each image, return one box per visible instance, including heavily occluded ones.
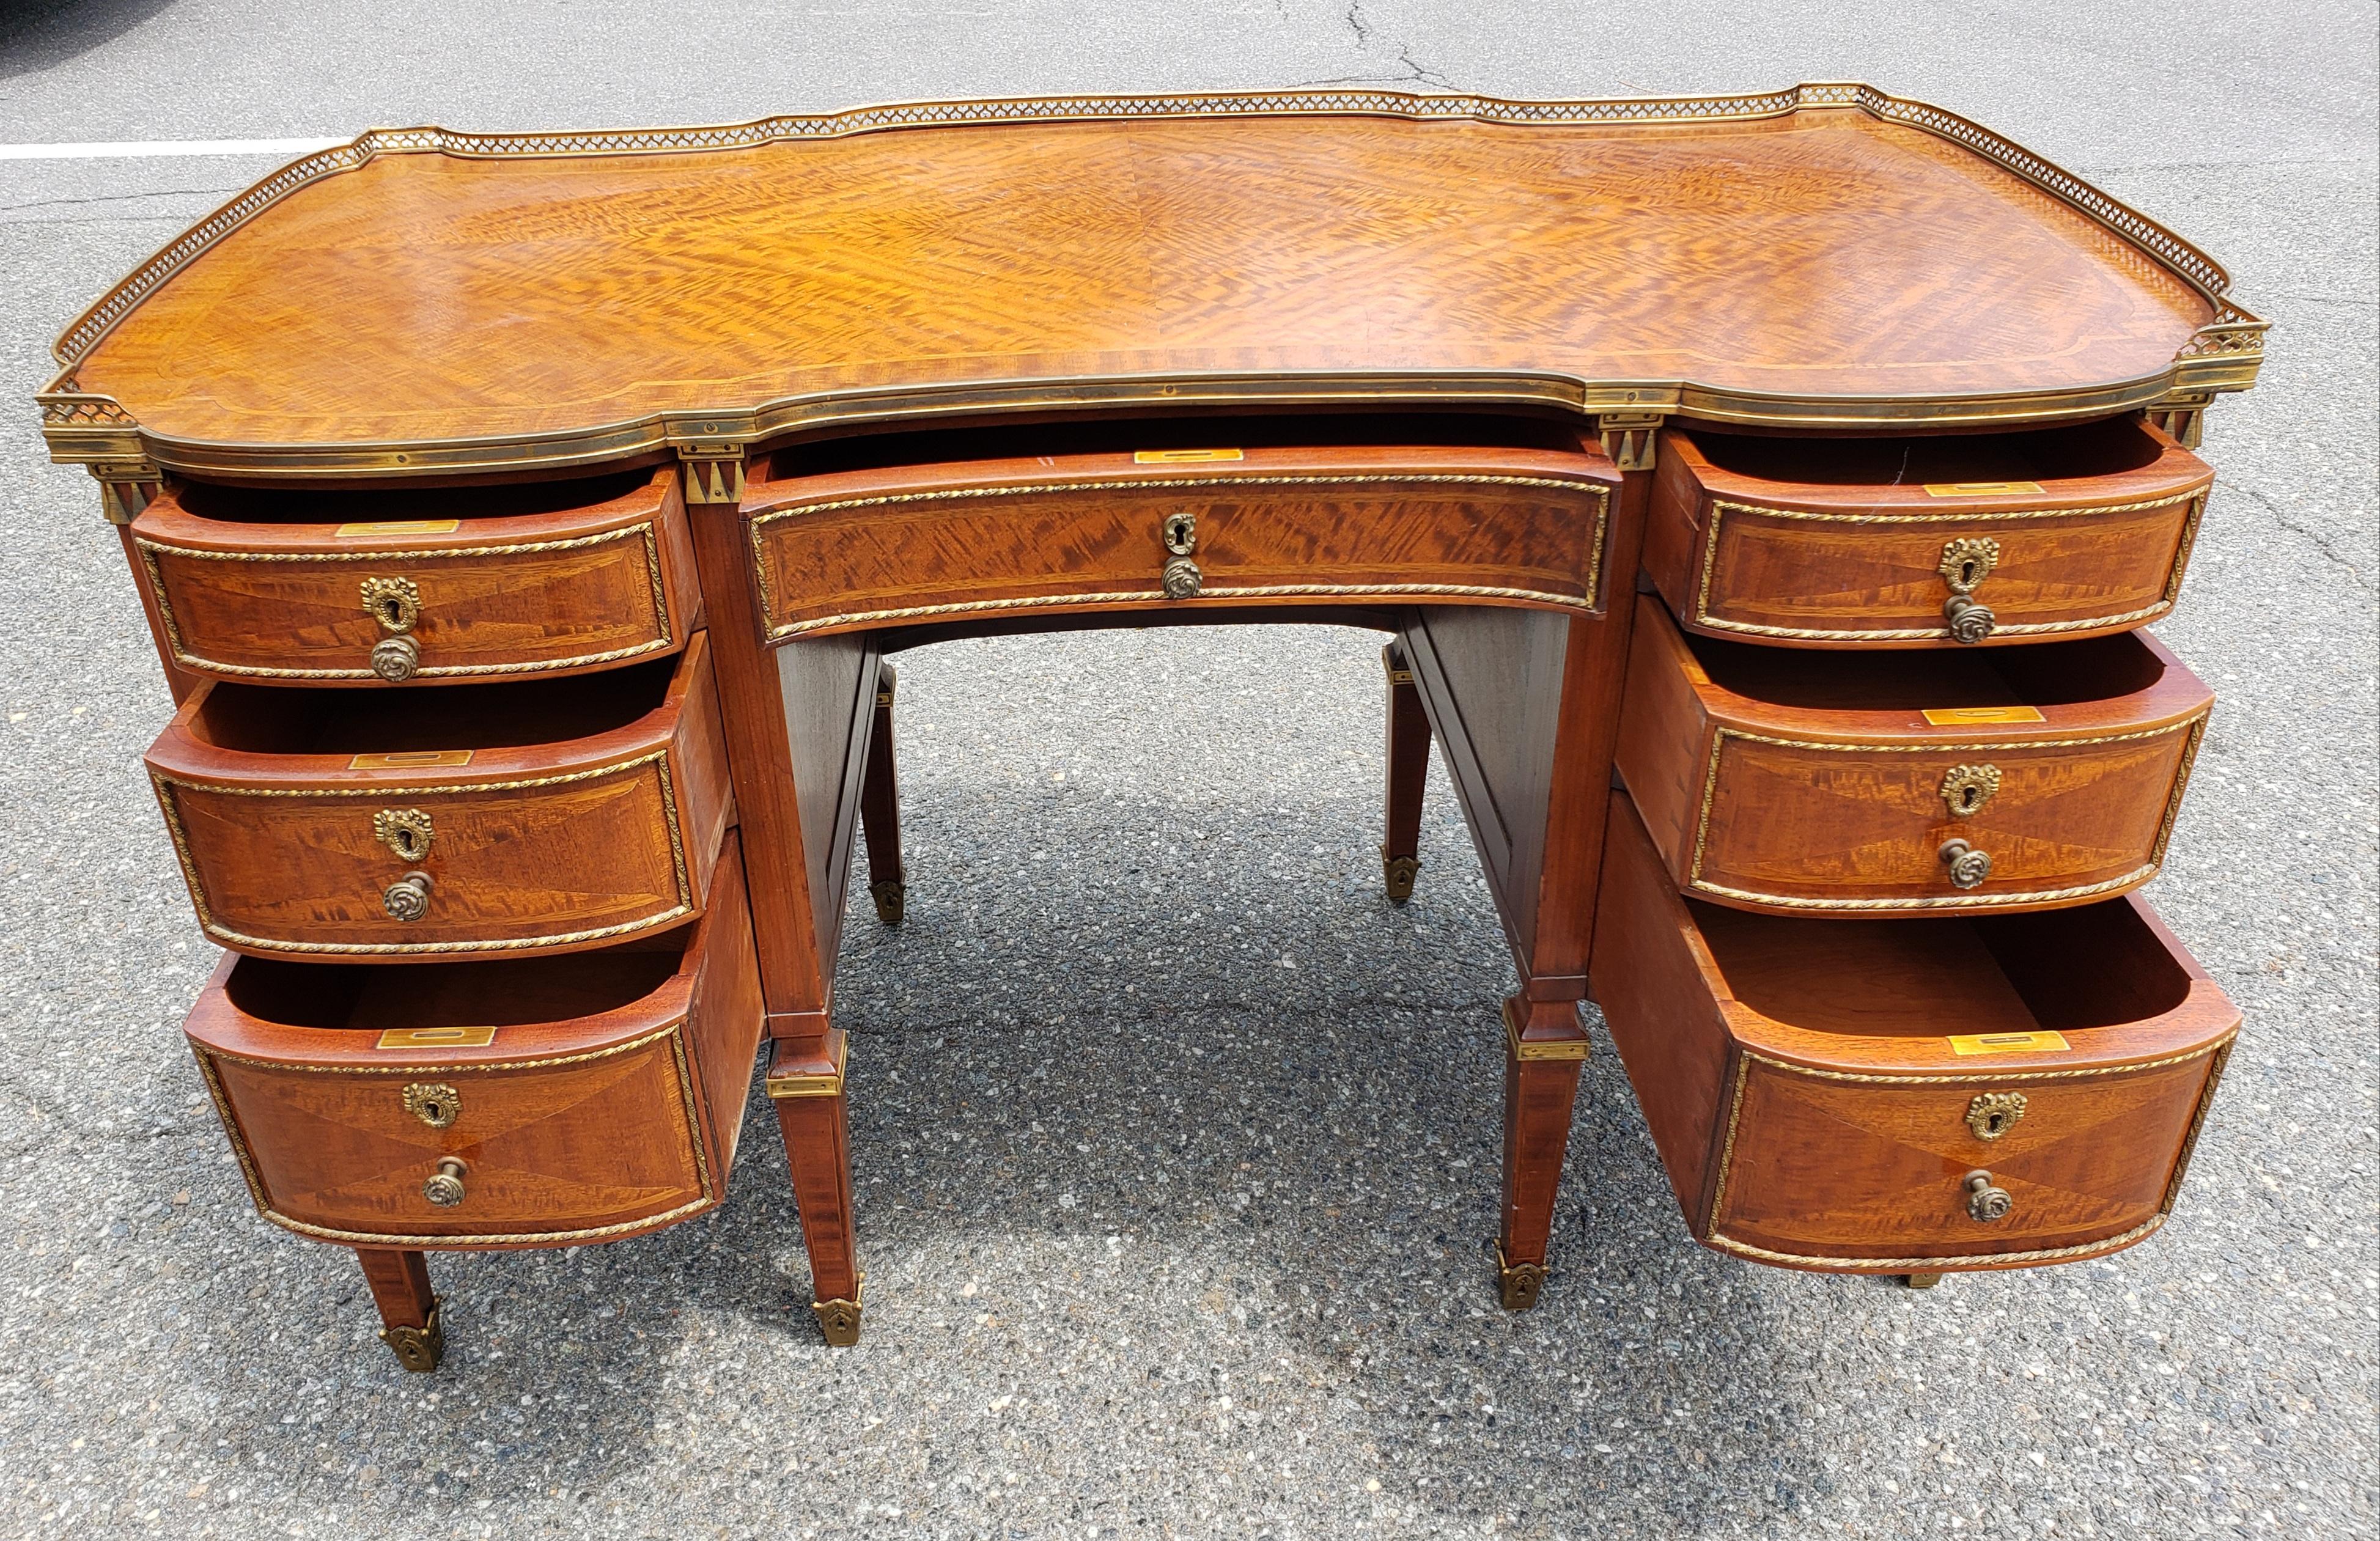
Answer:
[0,138,345,161]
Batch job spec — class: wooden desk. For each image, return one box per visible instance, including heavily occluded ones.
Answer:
[36,85,2264,1372]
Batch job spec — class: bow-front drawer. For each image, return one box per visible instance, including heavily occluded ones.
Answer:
[1590,791,2237,1274]
[183,840,762,1247]
[1615,597,2212,915]
[1644,420,2213,648]
[743,417,1619,641]
[127,468,696,685]
[144,635,731,958]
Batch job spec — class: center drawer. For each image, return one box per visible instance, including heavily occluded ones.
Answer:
[1590,790,2237,1274]
[743,417,1619,641]
[1616,597,2212,915]
[144,634,731,958]
[185,839,763,1248]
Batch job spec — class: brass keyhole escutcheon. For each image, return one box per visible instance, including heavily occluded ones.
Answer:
[1162,510,1197,556]
[1964,1169,2013,1223]
[374,807,433,863]
[402,1082,460,1129]
[1939,763,2003,820]
[1159,510,1201,598]
[1965,1091,2027,1141]
[360,576,421,634]
[1939,838,1992,890]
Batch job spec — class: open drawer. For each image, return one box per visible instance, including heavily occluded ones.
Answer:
[128,468,697,685]
[1616,597,2212,914]
[184,840,763,1248]
[1590,790,2237,1274]
[1645,419,2212,648]
[743,414,1619,641]
[146,634,731,958]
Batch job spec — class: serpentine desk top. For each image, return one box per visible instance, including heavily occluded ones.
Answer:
[37,84,2265,480]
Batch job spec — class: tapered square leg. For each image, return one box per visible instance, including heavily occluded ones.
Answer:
[356,1247,443,1372]
[1380,642,1429,903]
[861,663,906,925]
[767,1032,864,1344]
[1496,996,1589,1310]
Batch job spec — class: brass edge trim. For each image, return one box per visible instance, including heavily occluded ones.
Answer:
[135,521,674,678]
[197,1018,689,1074]
[2161,492,2211,607]
[1681,715,2209,900]
[45,84,2253,373]
[1703,1051,1754,1229]
[748,473,1607,636]
[2159,1040,2233,1214]
[2148,715,2209,868]
[191,1045,270,1215]
[1692,491,2204,641]
[671,1021,717,1208]
[765,1032,850,1098]
[1738,1037,2234,1086]
[197,1018,713,1246]
[1706,1213,2167,1272]
[150,750,697,956]
[37,89,2259,475]
[1687,866,2157,913]
[771,583,1596,641]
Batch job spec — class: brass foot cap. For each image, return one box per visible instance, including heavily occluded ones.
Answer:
[1903,1271,1945,1290]
[870,880,906,926]
[1493,1241,1547,1312]
[813,1277,866,1347]
[379,1301,444,1374]
[1382,851,1421,905]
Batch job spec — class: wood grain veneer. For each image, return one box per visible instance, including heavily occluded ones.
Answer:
[185,837,764,1248]
[144,634,732,958]
[1616,597,2212,914]
[37,88,2261,479]
[1589,789,2237,1272]
[1645,420,2216,647]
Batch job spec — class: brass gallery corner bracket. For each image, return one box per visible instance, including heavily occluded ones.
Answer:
[33,80,2266,483]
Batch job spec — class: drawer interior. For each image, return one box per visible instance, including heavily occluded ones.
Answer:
[219,930,689,1032]
[179,653,676,754]
[1683,418,2168,488]
[757,409,1588,479]
[169,468,657,528]
[1690,896,2192,1041]
[1684,625,2172,711]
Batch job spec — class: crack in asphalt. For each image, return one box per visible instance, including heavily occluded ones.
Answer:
[2225,478,2373,590]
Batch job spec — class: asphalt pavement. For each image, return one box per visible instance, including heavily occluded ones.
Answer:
[0,2,2372,1537]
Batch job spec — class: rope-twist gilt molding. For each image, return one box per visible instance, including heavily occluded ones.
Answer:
[46,82,2260,372]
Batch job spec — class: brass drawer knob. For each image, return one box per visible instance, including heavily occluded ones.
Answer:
[1942,593,1996,644]
[424,1157,469,1208]
[1161,556,1203,600]
[370,634,421,683]
[1160,510,1201,598]
[1963,1169,2013,1223]
[383,869,434,921]
[1939,838,1992,889]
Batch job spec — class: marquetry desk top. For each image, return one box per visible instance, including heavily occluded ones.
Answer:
[38,84,2263,481]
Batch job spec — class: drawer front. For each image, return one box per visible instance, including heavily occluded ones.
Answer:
[1708,1046,2226,1267]
[134,521,680,683]
[1681,490,2206,645]
[750,473,1612,640]
[196,1023,713,1245]
[153,754,703,955]
[1682,717,2206,912]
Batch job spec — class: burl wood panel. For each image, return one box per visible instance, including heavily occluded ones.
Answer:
[1590,789,2239,1272]
[1616,597,2212,914]
[60,106,2219,457]
[1644,421,2215,647]
[128,468,696,684]
[144,634,731,957]
[746,441,1616,641]
[185,840,765,1248]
